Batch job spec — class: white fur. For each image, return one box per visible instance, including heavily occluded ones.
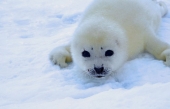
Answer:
[50,0,170,78]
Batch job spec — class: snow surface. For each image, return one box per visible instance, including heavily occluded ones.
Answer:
[0,0,170,109]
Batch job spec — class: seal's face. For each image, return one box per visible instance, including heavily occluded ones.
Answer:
[80,46,116,78]
[71,19,128,78]
[72,38,127,78]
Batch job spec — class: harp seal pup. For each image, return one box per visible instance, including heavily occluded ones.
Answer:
[50,0,170,78]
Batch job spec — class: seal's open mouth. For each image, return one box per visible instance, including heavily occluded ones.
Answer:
[96,76,105,78]
[93,74,106,78]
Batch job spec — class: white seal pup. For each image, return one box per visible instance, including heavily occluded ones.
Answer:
[50,0,170,78]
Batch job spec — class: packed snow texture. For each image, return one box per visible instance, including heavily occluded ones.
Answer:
[0,0,170,109]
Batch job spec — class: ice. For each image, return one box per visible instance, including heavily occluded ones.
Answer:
[0,0,170,109]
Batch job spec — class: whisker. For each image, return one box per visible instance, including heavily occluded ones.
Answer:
[82,71,92,78]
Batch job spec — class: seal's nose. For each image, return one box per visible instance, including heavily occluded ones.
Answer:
[94,67,104,74]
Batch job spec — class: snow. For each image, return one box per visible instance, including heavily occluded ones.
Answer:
[0,0,170,109]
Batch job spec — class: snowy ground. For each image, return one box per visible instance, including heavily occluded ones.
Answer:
[0,0,170,109]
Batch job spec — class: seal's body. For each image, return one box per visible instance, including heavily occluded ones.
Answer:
[50,0,170,78]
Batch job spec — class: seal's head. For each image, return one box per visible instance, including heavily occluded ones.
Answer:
[71,19,128,78]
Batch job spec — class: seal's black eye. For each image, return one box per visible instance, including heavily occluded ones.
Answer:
[82,50,90,57]
[105,50,114,57]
